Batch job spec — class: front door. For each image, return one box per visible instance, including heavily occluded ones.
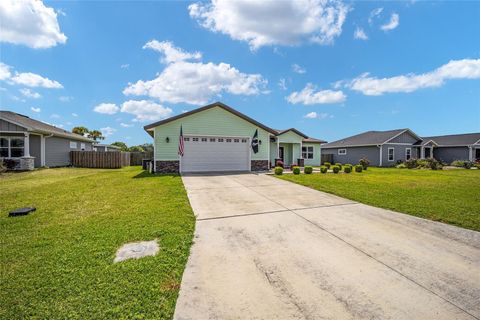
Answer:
[279,147,284,162]
[424,147,432,158]
[476,148,480,161]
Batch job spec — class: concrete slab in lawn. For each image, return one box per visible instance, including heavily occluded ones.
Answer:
[176,173,480,319]
[114,240,159,263]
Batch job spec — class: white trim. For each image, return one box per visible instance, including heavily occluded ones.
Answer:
[24,132,30,156]
[0,135,26,158]
[40,135,45,166]
[0,130,30,134]
[421,139,439,146]
[323,144,380,148]
[379,145,383,166]
[153,128,156,173]
[469,146,473,162]
[338,149,347,155]
[184,133,250,139]
[405,147,411,161]
[387,147,394,162]
[302,145,314,159]
[384,143,417,145]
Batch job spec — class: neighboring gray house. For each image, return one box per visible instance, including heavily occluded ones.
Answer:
[93,144,121,152]
[322,129,480,166]
[0,111,94,170]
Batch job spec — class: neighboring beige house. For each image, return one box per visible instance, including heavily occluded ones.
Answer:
[0,111,94,170]
[93,144,121,152]
[144,102,326,173]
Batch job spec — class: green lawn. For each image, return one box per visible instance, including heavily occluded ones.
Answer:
[0,167,195,319]
[278,168,480,231]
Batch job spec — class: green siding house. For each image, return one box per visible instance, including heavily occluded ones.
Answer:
[144,102,326,173]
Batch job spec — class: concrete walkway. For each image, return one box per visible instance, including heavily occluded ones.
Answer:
[175,173,480,320]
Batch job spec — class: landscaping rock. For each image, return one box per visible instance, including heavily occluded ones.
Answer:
[114,239,159,263]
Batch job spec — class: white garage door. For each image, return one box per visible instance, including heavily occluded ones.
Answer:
[181,136,250,172]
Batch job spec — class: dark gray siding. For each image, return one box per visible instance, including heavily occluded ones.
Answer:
[0,119,27,132]
[433,147,469,164]
[382,144,420,166]
[388,131,419,144]
[45,136,93,167]
[322,146,380,166]
[29,135,41,168]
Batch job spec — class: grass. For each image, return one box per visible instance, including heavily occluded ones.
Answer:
[278,167,480,231]
[0,167,195,319]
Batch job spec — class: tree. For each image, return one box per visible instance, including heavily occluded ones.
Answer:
[72,126,89,137]
[111,141,128,151]
[88,130,105,141]
[128,145,144,152]
[138,143,153,153]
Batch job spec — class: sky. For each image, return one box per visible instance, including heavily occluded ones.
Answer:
[0,0,479,145]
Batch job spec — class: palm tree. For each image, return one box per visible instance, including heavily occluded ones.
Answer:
[88,130,105,141]
[72,126,89,137]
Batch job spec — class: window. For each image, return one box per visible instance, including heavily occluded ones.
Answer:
[405,148,411,160]
[218,138,224,142]
[210,138,215,142]
[226,138,232,142]
[80,143,86,150]
[184,137,190,142]
[0,137,25,158]
[193,137,199,142]
[234,139,239,143]
[338,149,347,155]
[241,139,247,143]
[388,148,394,161]
[302,146,314,159]
[201,138,207,142]
[70,141,77,149]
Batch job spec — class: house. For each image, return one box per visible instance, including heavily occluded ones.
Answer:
[322,129,480,166]
[0,111,94,170]
[93,144,121,152]
[144,102,326,173]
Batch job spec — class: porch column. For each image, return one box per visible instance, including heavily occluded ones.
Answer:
[421,147,424,159]
[277,139,280,157]
[40,135,45,166]
[24,132,30,157]
[469,146,473,161]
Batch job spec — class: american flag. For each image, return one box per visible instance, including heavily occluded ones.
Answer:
[178,125,184,157]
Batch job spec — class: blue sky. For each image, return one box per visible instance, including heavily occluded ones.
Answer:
[1,0,479,145]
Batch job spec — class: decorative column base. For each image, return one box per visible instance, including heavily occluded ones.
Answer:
[251,160,269,171]
[2,157,35,171]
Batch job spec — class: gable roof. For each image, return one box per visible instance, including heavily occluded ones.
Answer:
[419,133,480,146]
[274,128,308,139]
[144,102,277,135]
[322,129,414,148]
[0,111,94,142]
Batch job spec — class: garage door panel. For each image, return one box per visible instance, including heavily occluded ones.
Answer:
[182,136,250,172]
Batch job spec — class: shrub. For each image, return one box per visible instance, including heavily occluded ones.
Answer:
[324,162,331,169]
[304,166,313,174]
[396,163,407,169]
[355,165,363,173]
[292,166,300,175]
[0,160,6,174]
[427,158,442,170]
[332,165,340,174]
[274,166,283,175]
[276,160,284,168]
[451,160,464,167]
[320,166,327,173]
[359,157,370,170]
[344,166,352,173]
[335,163,342,170]
[463,161,474,169]
[405,158,418,169]
[345,163,352,168]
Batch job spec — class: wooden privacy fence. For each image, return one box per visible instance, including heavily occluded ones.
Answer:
[70,151,130,168]
[130,152,153,166]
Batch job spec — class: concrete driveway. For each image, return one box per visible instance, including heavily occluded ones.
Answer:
[175,173,480,320]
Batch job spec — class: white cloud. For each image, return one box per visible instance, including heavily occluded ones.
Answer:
[354,27,368,40]
[120,122,134,128]
[287,83,346,105]
[59,96,72,102]
[20,88,41,99]
[11,72,63,88]
[50,113,60,119]
[304,111,332,119]
[278,78,287,90]
[292,64,306,74]
[93,103,119,115]
[100,126,116,137]
[120,100,173,122]
[368,7,383,25]
[381,13,399,31]
[71,113,78,117]
[0,63,12,80]
[120,64,130,69]
[349,59,480,96]
[0,0,67,49]
[143,40,202,64]
[30,107,41,113]
[124,60,267,105]
[189,0,349,50]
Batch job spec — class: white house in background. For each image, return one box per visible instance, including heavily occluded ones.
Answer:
[93,144,121,152]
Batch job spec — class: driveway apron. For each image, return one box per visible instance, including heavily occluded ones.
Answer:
[175,173,480,320]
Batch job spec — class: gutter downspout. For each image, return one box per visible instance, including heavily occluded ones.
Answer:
[378,145,383,167]
[42,134,53,167]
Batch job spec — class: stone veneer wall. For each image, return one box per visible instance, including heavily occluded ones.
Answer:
[155,160,179,174]
[251,160,269,171]
[1,157,35,171]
